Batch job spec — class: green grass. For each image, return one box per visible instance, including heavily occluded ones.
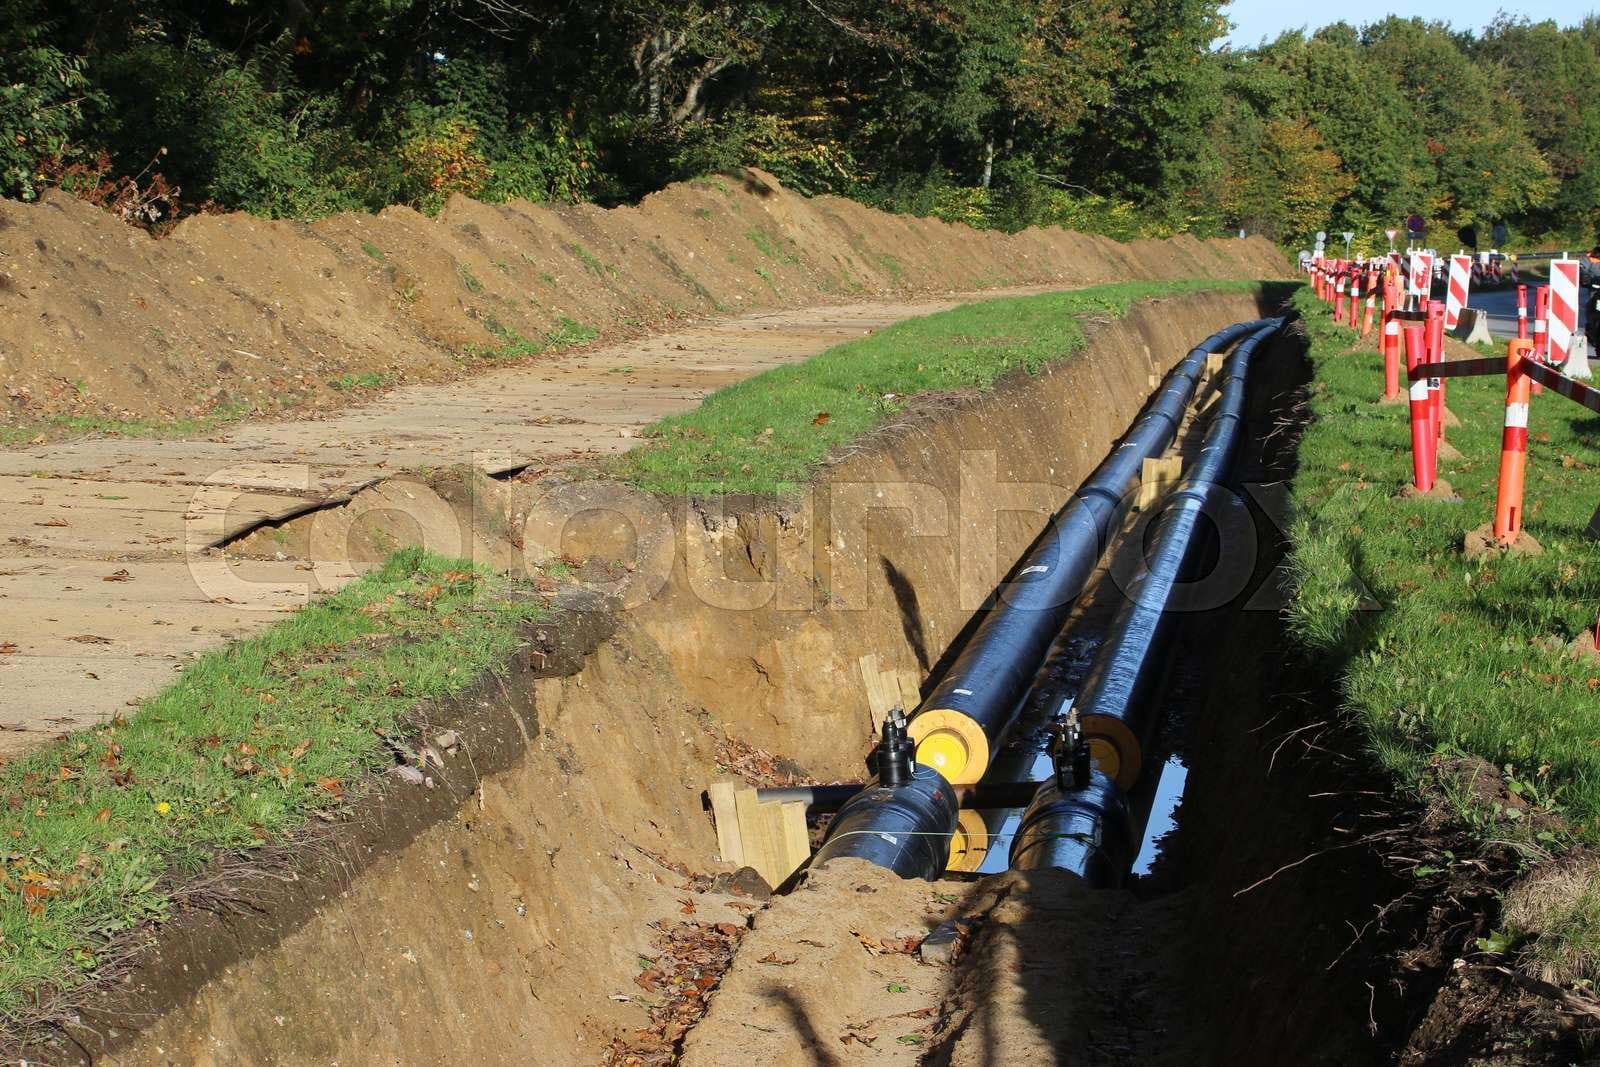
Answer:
[746,227,798,264]
[0,402,253,447]
[0,551,543,1032]
[464,314,598,361]
[457,264,484,293]
[328,371,393,392]
[1284,284,1600,972]
[360,241,385,262]
[1286,284,1600,819]
[610,280,1257,496]
[567,242,608,278]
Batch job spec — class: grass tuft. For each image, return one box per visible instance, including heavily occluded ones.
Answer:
[0,550,543,1031]
[610,280,1256,497]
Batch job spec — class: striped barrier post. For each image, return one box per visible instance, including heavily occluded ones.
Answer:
[1348,264,1363,328]
[1492,339,1536,545]
[1376,279,1401,399]
[1534,285,1550,395]
[1427,301,1447,440]
[1549,258,1579,367]
[1362,267,1378,337]
[1405,321,1437,491]
[1445,254,1472,331]
[1517,284,1529,340]
[1334,265,1348,320]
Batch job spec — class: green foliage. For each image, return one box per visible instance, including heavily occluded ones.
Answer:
[0,2,1587,247]
[0,2,94,201]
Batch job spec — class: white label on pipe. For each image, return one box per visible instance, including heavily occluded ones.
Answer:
[1506,402,1530,429]
[953,688,973,696]
[1410,379,1429,401]
[1018,565,1049,576]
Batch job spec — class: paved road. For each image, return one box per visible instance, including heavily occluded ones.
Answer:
[0,286,1063,761]
[1471,281,1594,342]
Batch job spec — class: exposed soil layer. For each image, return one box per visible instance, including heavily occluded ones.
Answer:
[12,290,1278,1063]
[0,167,1283,430]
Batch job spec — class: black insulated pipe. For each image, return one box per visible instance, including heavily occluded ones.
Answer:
[907,319,1272,787]
[811,318,1273,882]
[1011,317,1285,882]
[808,764,959,880]
[1008,770,1136,882]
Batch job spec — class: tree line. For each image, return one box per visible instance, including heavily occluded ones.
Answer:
[1,1,1593,249]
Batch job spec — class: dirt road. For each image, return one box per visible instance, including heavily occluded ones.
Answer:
[0,288,1059,760]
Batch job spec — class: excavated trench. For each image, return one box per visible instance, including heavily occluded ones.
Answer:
[28,287,1413,1066]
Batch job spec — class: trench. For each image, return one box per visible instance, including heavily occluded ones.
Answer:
[29,287,1414,1067]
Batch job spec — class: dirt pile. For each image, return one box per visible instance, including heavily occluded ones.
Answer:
[0,169,1285,429]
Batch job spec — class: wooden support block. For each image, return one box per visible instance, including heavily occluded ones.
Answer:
[858,653,905,733]
[895,670,922,714]
[1204,352,1226,379]
[733,787,784,889]
[708,781,744,868]
[1135,456,1183,510]
[777,801,811,883]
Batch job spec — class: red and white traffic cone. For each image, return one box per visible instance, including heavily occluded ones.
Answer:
[1492,339,1536,545]
[1405,322,1436,492]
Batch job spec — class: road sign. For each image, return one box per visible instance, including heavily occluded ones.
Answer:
[1316,231,1327,242]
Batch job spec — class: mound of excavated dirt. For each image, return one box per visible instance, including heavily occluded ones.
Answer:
[0,168,1286,429]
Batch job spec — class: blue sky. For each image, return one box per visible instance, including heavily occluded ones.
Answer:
[1223,0,1589,48]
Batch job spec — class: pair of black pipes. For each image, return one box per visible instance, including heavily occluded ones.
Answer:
[809,316,1285,882]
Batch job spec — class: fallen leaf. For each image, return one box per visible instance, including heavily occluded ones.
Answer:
[65,634,112,645]
[36,518,69,528]
[317,777,344,799]
[102,569,133,582]
[289,738,312,760]
[757,952,797,965]
[811,412,830,426]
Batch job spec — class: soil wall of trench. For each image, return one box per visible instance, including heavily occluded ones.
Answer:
[33,288,1275,1064]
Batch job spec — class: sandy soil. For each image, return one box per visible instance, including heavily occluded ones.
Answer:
[0,167,1283,429]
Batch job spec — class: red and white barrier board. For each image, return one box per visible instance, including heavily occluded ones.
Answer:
[1409,251,1434,298]
[1445,254,1472,330]
[1549,258,1579,366]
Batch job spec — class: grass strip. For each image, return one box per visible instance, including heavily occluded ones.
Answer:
[0,550,542,1031]
[611,279,1260,496]
[1284,286,1600,974]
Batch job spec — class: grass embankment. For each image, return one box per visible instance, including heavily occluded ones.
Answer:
[613,279,1261,496]
[1286,286,1600,980]
[0,551,542,1034]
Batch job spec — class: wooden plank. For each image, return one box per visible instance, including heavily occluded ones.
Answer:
[707,782,745,868]
[858,653,903,734]
[733,787,783,888]
[894,670,922,715]
[1135,456,1183,510]
[777,801,811,884]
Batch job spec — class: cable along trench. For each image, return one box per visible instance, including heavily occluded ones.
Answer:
[804,316,1287,885]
